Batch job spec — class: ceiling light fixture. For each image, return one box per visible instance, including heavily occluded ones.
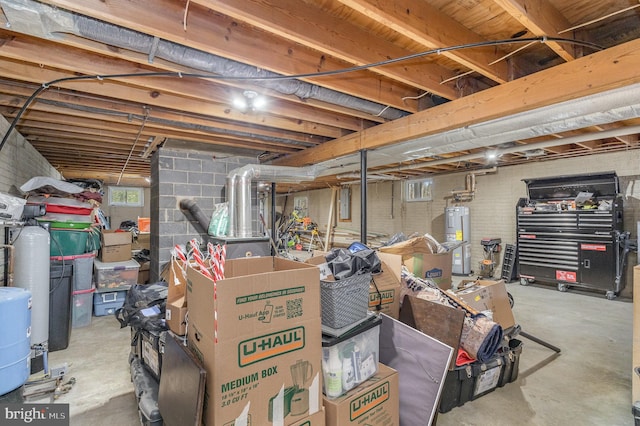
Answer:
[485,150,501,162]
[232,90,266,112]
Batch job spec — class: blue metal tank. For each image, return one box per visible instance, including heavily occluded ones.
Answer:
[0,287,32,395]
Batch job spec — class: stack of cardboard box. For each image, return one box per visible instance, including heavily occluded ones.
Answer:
[305,251,401,426]
[186,256,325,425]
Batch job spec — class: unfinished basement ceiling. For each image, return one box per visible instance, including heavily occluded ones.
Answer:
[0,0,639,189]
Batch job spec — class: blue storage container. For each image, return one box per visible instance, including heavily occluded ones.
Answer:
[93,290,126,316]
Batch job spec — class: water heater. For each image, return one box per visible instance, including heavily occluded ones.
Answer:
[445,206,471,275]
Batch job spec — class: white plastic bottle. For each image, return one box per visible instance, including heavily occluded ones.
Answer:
[325,346,343,398]
[342,351,356,391]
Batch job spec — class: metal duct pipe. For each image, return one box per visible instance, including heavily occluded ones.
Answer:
[226,165,320,237]
[226,174,238,238]
[238,169,253,238]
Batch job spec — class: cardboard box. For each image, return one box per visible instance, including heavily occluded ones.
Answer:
[371,253,401,319]
[633,265,640,404]
[323,363,399,426]
[100,230,132,262]
[289,407,325,426]
[403,252,452,289]
[451,279,516,329]
[138,261,150,284]
[379,238,453,289]
[166,258,188,336]
[133,232,150,251]
[186,257,323,426]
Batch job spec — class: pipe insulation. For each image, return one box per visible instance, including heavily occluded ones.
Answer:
[0,0,406,120]
[379,123,640,174]
[312,82,640,178]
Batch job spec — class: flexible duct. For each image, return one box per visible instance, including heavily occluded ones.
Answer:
[179,199,210,235]
[0,0,406,120]
[226,165,320,238]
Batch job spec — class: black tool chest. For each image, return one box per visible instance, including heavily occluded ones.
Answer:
[516,172,629,299]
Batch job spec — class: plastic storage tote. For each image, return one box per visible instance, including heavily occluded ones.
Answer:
[321,315,381,399]
[93,290,127,316]
[50,229,95,257]
[72,288,94,328]
[50,253,95,291]
[438,352,505,413]
[94,258,140,291]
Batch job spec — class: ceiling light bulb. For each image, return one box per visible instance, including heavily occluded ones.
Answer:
[252,96,266,110]
[232,97,248,110]
[485,150,500,162]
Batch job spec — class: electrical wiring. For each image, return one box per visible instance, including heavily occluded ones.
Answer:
[0,36,604,152]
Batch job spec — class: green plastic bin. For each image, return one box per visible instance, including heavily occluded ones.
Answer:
[50,229,96,256]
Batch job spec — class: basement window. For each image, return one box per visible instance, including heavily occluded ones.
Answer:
[404,178,433,202]
[109,187,144,207]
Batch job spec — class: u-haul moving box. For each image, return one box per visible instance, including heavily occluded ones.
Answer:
[323,363,399,426]
[186,257,322,426]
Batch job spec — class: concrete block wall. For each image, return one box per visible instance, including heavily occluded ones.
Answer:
[300,149,640,297]
[149,147,256,282]
[0,117,62,284]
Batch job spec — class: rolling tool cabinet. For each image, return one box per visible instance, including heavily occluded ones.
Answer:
[516,172,629,299]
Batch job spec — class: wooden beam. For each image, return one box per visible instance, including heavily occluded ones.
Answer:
[0,58,348,139]
[38,0,427,110]
[191,0,460,98]
[337,0,510,83]
[493,0,576,62]
[273,38,640,166]
[13,114,303,153]
[0,85,324,145]
[0,31,367,134]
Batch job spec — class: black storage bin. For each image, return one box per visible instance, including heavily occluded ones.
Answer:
[130,357,162,426]
[49,260,73,352]
[438,354,505,413]
[498,338,523,387]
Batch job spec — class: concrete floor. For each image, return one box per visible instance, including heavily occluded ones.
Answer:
[45,279,634,426]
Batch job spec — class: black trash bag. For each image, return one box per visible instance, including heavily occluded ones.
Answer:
[325,248,382,279]
[115,282,168,333]
[119,220,136,230]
